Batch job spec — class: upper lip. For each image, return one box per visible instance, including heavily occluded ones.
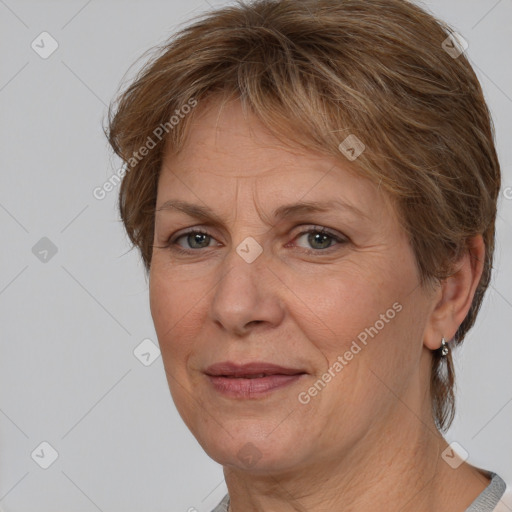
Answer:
[204,361,307,377]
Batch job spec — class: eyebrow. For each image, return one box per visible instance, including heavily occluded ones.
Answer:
[155,198,370,223]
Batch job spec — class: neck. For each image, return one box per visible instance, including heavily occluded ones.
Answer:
[223,389,490,511]
[225,422,437,511]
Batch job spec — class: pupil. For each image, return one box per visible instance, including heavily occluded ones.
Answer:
[310,232,330,249]
[191,233,208,248]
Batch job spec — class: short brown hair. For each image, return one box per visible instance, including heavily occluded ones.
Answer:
[105,0,501,431]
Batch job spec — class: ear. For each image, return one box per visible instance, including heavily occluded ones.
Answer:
[423,235,485,351]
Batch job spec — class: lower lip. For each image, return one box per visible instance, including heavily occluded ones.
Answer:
[206,374,305,398]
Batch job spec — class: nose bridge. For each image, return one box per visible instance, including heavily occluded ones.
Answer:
[209,235,283,334]
[207,174,287,333]
[213,234,266,307]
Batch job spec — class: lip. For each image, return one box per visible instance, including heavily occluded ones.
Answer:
[204,361,307,399]
[204,361,306,377]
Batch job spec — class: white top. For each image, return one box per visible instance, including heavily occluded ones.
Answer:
[211,472,512,512]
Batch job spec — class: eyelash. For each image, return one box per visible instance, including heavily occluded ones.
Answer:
[164,226,347,256]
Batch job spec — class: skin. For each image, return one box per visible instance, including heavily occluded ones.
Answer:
[149,97,489,511]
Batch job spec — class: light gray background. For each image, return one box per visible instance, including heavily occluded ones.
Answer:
[0,0,511,511]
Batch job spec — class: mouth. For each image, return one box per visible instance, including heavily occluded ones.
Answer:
[204,361,308,398]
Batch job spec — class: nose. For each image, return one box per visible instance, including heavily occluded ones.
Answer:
[209,244,285,337]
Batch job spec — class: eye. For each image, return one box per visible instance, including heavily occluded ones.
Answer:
[171,228,218,252]
[164,225,347,256]
[291,226,347,253]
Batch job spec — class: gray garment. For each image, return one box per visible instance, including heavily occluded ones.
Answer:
[211,493,230,512]
[210,472,508,512]
[466,472,507,512]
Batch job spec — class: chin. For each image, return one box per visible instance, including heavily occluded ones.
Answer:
[196,424,307,473]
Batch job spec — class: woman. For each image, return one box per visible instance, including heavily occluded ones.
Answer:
[106,0,511,510]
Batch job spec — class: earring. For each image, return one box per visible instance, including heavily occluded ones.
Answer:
[440,337,449,356]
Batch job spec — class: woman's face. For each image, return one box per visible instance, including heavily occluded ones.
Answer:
[149,99,437,472]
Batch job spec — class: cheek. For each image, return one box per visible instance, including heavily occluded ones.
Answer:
[149,269,206,363]
[292,260,424,410]
[289,265,396,355]
[149,270,210,424]
[311,275,427,405]
[294,279,420,432]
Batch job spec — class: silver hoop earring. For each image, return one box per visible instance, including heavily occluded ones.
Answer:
[440,337,449,356]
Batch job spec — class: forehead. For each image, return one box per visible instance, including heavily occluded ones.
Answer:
[157,99,395,222]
